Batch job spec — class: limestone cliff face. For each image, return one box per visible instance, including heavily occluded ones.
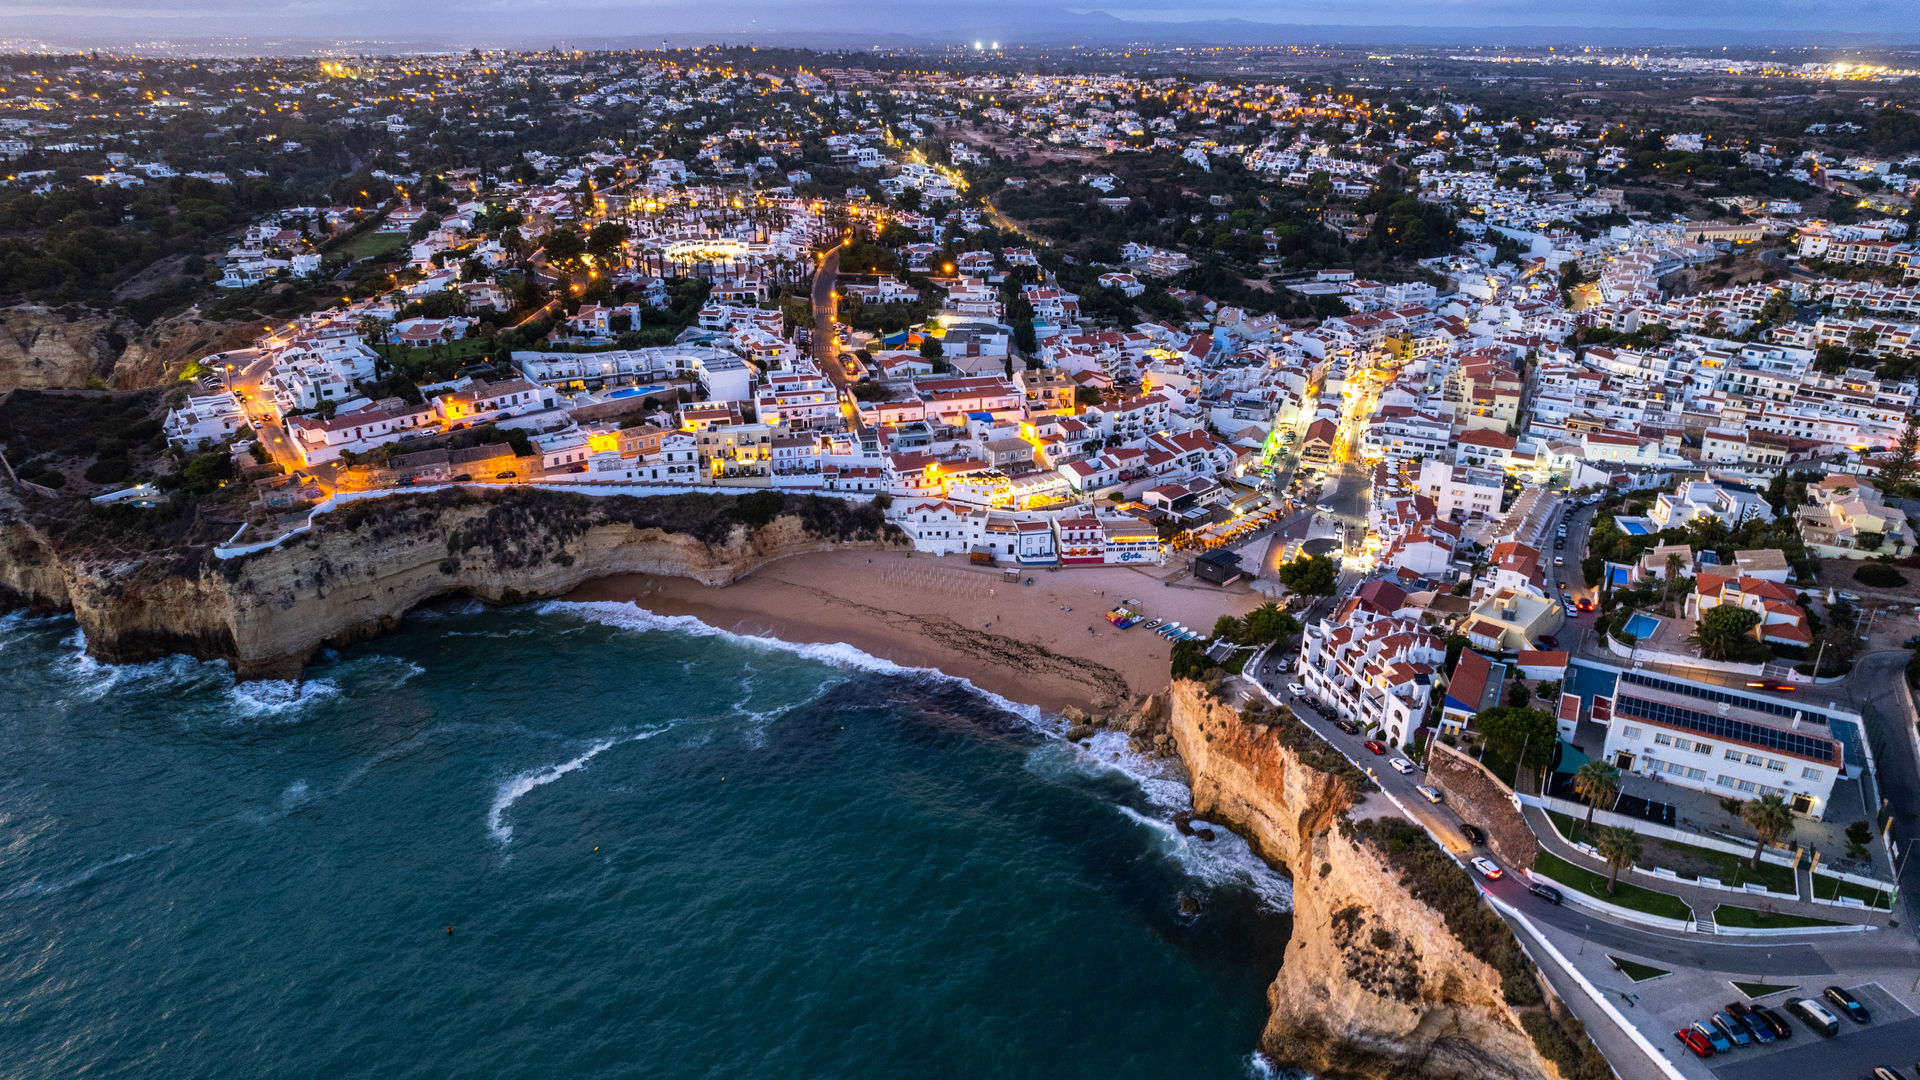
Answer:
[2,488,893,678]
[1167,682,1552,1080]
[0,305,256,391]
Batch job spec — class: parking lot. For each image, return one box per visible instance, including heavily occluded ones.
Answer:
[1705,984,1917,1080]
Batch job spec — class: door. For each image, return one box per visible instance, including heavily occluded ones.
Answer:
[1612,751,1636,772]
[1791,792,1814,815]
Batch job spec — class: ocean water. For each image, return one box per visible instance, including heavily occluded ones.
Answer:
[0,604,1296,1080]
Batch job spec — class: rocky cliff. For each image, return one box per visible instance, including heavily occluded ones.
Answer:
[1,486,897,678]
[1167,681,1558,1080]
[0,305,256,391]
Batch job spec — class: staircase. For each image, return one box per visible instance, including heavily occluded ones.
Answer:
[1691,905,1717,935]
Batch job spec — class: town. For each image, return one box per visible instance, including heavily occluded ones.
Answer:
[5,38,1920,1080]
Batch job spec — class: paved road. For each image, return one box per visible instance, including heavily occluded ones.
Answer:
[1710,1012,1920,1080]
[1845,649,1920,932]
[808,245,862,434]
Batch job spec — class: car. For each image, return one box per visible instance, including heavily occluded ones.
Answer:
[1554,541,1566,550]
[494,470,517,480]
[1710,1012,1751,1048]
[1334,720,1360,735]
[1824,985,1872,1023]
[1315,503,1333,513]
[1726,1003,1776,1044]
[1692,1021,1733,1053]
[452,474,473,482]
[1789,997,1840,1036]
[1470,857,1503,881]
[1462,824,1488,846]
[1417,785,1443,803]
[1754,1007,1792,1040]
[1526,882,1563,904]
[1674,1028,1714,1058]
[1564,603,1579,615]
[1867,1068,1903,1080]
[1388,757,1415,774]
[1286,682,1307,696]
[1838,591,1862,602]
[1553,556,1565,567]
[1578,598,1595,611]
[1362,739,1386,755]
[1539,635,1559,648]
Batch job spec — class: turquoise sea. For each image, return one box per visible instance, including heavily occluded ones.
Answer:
[0,602,1296,1079]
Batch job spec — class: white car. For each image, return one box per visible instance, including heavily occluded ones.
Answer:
[1470,857,1504,881]
[1388,757,1414,774]
[1286,682,1307,696]
[1417,785,1443,803]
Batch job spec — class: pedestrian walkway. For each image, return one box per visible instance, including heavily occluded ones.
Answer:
[1520,804,1887,931]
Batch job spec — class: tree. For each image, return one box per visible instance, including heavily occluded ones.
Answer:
[1573,760,1621,829]
[1276,554,1337,596]
[1661,550,1687,611]
[1244,602,1301,646]
[1211,615,1245,642]
[1690,605,1762,660]
[1741,793,1796,871]
[918,336,944,360]
[539,227,586,269]
[587,221,631,264]
[1844,820,1874,861]
[1874,413,1920,496]
[1475,706,1557,772]
[1596,826,1642,895]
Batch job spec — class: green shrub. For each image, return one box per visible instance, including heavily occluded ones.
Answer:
[84,457,131,484]
[1854,562,1906,589]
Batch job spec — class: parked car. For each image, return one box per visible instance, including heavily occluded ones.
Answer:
[1753,1007,1792,1039]
[1286,682,1307,696]
[1710,1012,1750,1048]
[1726,1003,1775,1044]
[1362,739,1386,755]
[1388,758,1414,774]
[1824,985,1872,1023]
[1539,635,1559,648]
[1692,1021,1732,1054]
[1334,720,1359,735]
[1789,998,1840,1036]
[1674,1028,1714,1058]
[494,470,517,479]
[1417,785,1443,803]
[1461,824,1488,846]
[1470,857,1503,881]
[1526,882,1563,904]
[1867,1069,1903,1080]
[452,474,472,482]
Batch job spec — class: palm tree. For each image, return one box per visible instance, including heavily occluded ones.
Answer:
[1596,826,1642,896]
[1573,760,1622,831]
[1661,550,1686,612]
[1741,793,1796,871]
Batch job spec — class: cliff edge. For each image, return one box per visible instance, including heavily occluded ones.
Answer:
[1167,680,1594,1080]
[1,486,899,678]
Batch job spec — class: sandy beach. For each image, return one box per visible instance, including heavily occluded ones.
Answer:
[565,548,1268,715]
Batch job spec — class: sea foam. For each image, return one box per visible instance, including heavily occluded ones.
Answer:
[487,723,678,845]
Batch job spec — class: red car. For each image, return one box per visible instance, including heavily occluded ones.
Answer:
[1674,1028,1714,1058]
[1363,739,1386,755]
[1577,598,1595,612]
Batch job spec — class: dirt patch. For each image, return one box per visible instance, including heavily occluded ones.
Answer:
[1426,742,1536,872]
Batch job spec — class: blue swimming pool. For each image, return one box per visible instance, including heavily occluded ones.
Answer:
[606,385,664,400]
[1621,613,1661,639]
[1619,521,1651,535]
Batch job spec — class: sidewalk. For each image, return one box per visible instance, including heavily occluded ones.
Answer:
[1521,804,1888,931]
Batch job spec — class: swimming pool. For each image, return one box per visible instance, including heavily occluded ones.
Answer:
[1618,521,1651,535]
[605,385,664,400]
[1621,613,1661,639]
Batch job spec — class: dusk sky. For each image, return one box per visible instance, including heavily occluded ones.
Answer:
[2,0,1916,46]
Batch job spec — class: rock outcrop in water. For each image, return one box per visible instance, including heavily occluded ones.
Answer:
[0,485,899,678]
[1166,681,1567,1080]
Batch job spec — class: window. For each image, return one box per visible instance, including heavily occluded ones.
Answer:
[1766,759,1785,772]
[1745,753,1765,766]
[1801,767,1823,781]
[1674,738,1693,752]
[1654,733,1673,746]
[1622,725,1642,740]
[1687,767,1706,781]
[1724,748,1742,761]
[1717,775,1736,788]
[1737,779,1757,793]
[1694,742,1712,756]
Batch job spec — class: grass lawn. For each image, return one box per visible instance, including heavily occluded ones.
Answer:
[1532,851,1694,921]
[1549,811,1797,892]
[1813,874,1894,909]
[338,230,407,261]
[1731,981,1799,999]
[1607,956,1670,982]
[1478,745,1519,789]
[1713,904,1844,929]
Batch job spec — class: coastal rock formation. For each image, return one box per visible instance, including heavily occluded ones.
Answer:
[1,486,897,678]
[1166,681,1554,1080]
[0,305,256,391]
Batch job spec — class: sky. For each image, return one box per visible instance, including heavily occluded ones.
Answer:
[1,0,1915,48]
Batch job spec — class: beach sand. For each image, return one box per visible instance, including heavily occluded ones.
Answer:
[565,548,1268,715]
